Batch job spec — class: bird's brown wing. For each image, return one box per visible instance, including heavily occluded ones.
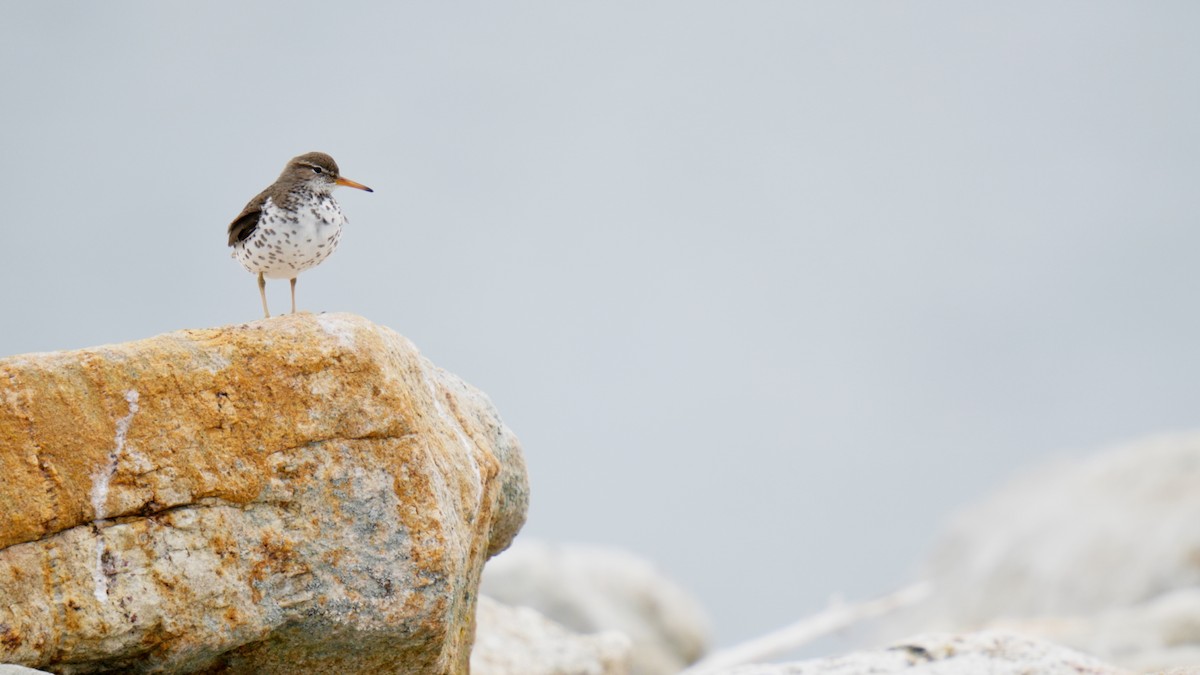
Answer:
[227,189,269,246]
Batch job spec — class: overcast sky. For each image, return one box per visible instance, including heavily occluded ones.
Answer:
[2,2,1199,651]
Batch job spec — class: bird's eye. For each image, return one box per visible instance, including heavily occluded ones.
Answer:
[312,166,324,174]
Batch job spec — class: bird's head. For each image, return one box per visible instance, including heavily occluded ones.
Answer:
[282,152,373,194]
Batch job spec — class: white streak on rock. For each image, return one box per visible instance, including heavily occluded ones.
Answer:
[90,389,140,603]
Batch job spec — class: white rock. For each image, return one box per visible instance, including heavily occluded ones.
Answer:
[714,631,1127,675]
[922,433,1200,619]
[471,596,632,675]
[892,432,1200,669]
[991,588,1200,672]
[481,539,710,675]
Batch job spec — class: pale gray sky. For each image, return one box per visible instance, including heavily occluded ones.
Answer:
[2,2,1199,651]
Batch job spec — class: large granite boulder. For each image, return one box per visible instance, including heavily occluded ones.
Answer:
[0,313,528,673]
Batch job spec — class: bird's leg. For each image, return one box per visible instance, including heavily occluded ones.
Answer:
[290,277,297,314]
[258,272,270,318]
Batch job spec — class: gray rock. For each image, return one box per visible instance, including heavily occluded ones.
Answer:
[0,666,54,675]
[472,596,632,675]
[481,539,710,675]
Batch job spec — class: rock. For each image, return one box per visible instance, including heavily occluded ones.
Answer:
[0,313,529,673]
[480,539,710,675]
[710,631,1127,675]
[471,596,632,675]
[0,666,53,675]
[890,433,1200,670]
[990,588,1200,672]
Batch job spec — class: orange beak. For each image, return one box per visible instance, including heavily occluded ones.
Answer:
[335,176,374,192]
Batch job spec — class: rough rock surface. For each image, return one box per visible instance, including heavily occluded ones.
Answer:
[990,588,1200,672]
[712,631,1127,675]
[888,433,1200,670]
[480,539,710,675]
[0,313,529,673]
[471,596,632,675]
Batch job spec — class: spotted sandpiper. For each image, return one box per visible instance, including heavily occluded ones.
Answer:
[227,152,373,318]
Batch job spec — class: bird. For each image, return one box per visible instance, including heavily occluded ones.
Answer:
[227,152,373,318]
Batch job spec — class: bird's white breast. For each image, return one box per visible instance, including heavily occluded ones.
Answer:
[232,193,346,280]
